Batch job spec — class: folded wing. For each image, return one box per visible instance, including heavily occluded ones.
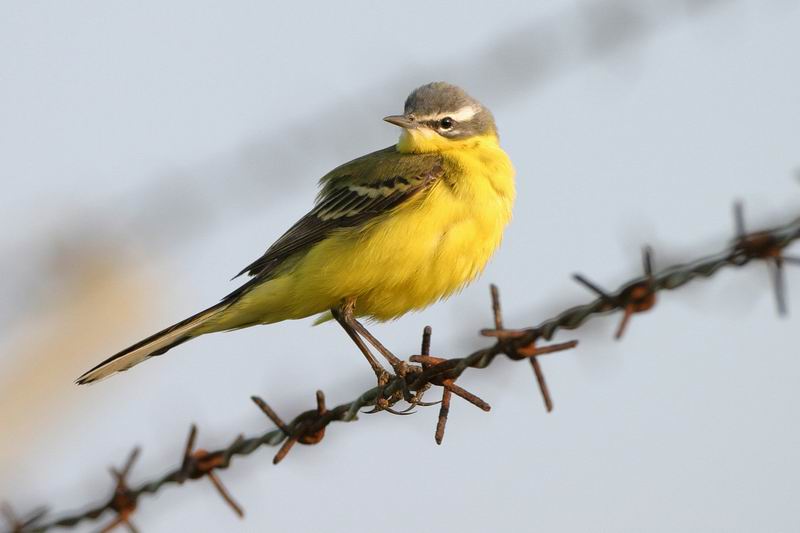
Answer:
[232,146,444,282]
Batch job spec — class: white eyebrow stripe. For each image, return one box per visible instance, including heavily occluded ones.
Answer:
[415,105,479,123]
[447,105,479,122]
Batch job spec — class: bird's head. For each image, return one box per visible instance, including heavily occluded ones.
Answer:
[384,82,498,153]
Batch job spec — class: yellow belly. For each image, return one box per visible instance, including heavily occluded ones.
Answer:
[206,139,515,330]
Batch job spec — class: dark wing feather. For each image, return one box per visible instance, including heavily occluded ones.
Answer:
[233,146,444,281]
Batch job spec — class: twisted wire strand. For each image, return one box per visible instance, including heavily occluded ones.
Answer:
[8,211,799,533]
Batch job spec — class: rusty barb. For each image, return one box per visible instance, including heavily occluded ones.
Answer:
[732,202,800,316]
[411,326,492,445]
[1,504,47,533]
[251,391,328,465]
[572,246,657,339]
[480,285,578,412]
[5,201,799,532]
[101,447,140,533]
[179,425,245,517]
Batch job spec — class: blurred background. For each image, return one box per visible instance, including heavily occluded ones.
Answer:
[2,0,799,531]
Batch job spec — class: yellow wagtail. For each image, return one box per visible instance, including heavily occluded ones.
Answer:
[77,82,516,385]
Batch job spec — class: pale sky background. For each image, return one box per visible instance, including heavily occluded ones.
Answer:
[1,1,800,532]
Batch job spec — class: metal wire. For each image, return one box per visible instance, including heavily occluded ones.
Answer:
[4,207,799,533]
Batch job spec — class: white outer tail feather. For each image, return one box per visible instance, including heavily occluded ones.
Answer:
[75,304,225,385]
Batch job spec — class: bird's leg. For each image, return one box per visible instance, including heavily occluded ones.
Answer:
[347,318,410,378]
[332,299,390,387]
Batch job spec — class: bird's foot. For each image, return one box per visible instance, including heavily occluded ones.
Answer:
[371,370,425,416]
[375,367,391,388]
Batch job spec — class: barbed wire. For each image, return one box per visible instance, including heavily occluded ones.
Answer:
[3,200,799,532]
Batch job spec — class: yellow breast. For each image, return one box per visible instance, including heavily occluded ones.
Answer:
[219,134,515,327]
[314,134,515,320]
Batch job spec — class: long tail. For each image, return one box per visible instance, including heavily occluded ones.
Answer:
[75,302,228,385]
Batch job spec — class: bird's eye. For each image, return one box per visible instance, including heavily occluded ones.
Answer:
[439,117,454,130]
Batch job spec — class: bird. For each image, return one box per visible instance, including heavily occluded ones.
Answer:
[76,81,516,386]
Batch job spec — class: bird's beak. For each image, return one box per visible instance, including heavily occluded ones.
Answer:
[383,114,417,129]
